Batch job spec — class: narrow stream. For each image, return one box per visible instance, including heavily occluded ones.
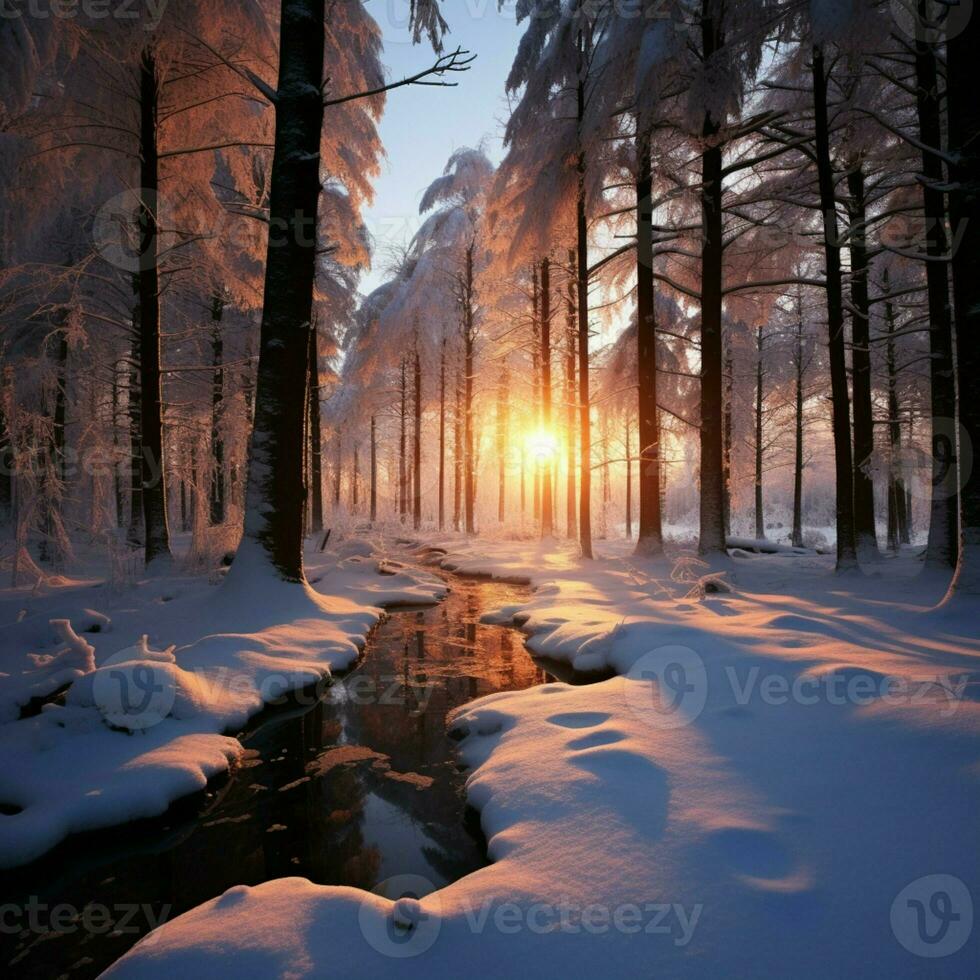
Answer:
[1,571,552,979]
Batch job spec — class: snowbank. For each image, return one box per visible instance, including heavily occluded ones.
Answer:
[0,537,446,867]
[103,538,980,977]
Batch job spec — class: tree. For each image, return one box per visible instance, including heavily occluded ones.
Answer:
[231,3,470,582]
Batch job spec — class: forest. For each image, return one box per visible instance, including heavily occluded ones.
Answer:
[0,1,978,978]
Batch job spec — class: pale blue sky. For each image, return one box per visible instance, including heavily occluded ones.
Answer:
[359,1,523,294]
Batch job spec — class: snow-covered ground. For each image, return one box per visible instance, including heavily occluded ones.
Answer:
[98,535,980,978]
[0,535,446,867]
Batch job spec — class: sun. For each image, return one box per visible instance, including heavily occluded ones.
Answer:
[524,428,559,466]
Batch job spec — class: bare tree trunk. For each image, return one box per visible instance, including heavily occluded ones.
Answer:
[0,364,9,525]
[884,281,909,552]
[464,244,476,535]
[399,358,407,522]
[635,133,663,555]
[792,301,806,549]
[209,293,226,526]
[307,321,323,534]
[698,5,727,557]
[565,263,577,541]
[137,48,172,569]
[369,415,377,524]
[755,326,765,540]
[540,256,554,537]
[231,0,325,582]
[945,10,980,598]
[40,323,68,566]
[812,44,858,571]
[531,264,541,525]
[453,365,462,532]
[723,338,733,537]
[352,444,360,514]
[438,337,446,530]
[625,416,633,540]
[497,363,508,524]
[913,8,959,571]
[846,163,879,560]
[576,37,593,559]
[413,344,422,531]
[127,328,141,546]
[111,358,124,528]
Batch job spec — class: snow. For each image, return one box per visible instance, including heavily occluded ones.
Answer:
[0,537,446,867]
[101,536,980,978]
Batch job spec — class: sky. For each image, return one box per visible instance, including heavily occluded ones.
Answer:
[358,0,524,295]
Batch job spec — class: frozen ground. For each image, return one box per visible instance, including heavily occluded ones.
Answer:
[0,534,446,867]
[97,534,980,978]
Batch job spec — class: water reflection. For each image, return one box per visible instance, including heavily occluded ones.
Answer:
[1,575,548,979]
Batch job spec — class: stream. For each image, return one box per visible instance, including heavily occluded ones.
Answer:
[1,568,554,979]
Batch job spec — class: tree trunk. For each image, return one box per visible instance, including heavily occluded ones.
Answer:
[945,11,980,598]
[884,281,909,553]
[576,39,593,559]
[565,262,577,541]
[209,293,226,526]
[453,365,462,532]
[812,44,858,571]
[399,358,407,521]
[464,244,476,535]
[625,416,632,540]
[111,358,124,528]
[635,133,663,555]
[232,0,324,583]
[531,264,541,525]
[0,367,11,526]
[127,329,142,546]
[352,444,360,513]
[137,49,172,569]
[540,256,554,537]
[438,337,446,530]
[792,301,805,549]
[369,415,377,524]
[723,339,733,537]
[698,5,727,557]
[913,9,959,571]
[307,321,323,534]
[846,163,879,560]
[413,344,422,531]
[755,326,765,540]
[497,363,508,524]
